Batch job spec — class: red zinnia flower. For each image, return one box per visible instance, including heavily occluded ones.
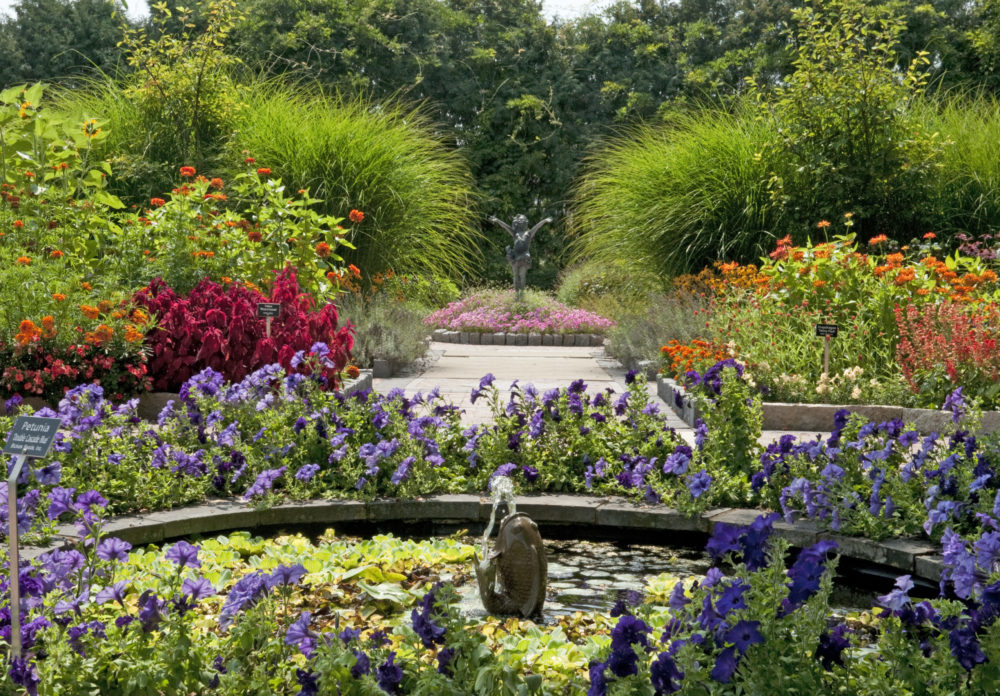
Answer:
[349,209,364,223]
[247,230,262,243]
[923,232,936,239]
[315,242,332,258]
[150,197,166,207]
[179,166,196,177]
[257,168,271,176]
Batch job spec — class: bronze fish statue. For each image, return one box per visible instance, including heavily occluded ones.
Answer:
[474,512,547,618]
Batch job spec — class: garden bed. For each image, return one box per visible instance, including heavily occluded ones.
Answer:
[431,328,605,346]
[657,375,1000,433]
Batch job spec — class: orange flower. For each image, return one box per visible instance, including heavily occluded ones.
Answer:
[345,365,361,379]
[869,234,889,245]
[816,220,831,229]
[315,242,332,258]
[191,250,215,259]
[98,300,114,313]
[131,308,149,325]
[79,305,100,320]
[256,168,271,176]
[52,293,66,302]
[923,231,936,239]
[349,209,365,223]
[81,282,92,290]
[41,315,56,338]
[812,280,827,288]
[885,253,904,267]
[150,197,166,207]
[916,288,930,296]
[247,230,262,243]
[15,319,40,346]
[210,177,224,189]
[894,268,915,286]
[221,276,233,284]
[348,264,361,278]
[13,220,23,228]
[49,249,64,259]
[94,324,114,343]
[23,171,33,178]
[179,166,196,177]
[15,256,30,265]
[124,325,143,343]
[244,157,256,164]
[982,270,998,283]
[873,265,890,277]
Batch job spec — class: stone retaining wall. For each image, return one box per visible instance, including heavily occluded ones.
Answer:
[24,494,943,582]
[431,328,605,347]
[657,375,1000,433]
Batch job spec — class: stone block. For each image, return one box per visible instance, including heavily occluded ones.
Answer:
[99,513,169,546]
[493,333,506,346]
[915,554,945,582]
[342,370,373,396]
[258,500,366,527]
[516,495,604,525]
[528,333,541,346]
[153,501,260,540]
[505,333,516,346]
[541,334,554,346]
[480,332,494,346]
[373,359,393,379]
[138,392,178,422]
[901,408,952,433]
[576,334,590,347]
[563,334,576,347]
[368,495,481,522]
[459,332,470,344]
[514,333,527,346]
[468,332,481,345]
[552,334,564,346]
[596,502,707,532]
[826,534,932,572]
[982,410,1000,433]
[592,334,604,347]
[432,329,447,341]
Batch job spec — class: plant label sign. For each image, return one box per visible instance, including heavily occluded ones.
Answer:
[3,415,61,458]
[4,415,60,659]
[256,303,281,318]
[815,324,839,338]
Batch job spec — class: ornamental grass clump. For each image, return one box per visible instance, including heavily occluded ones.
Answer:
[425,289,615,335]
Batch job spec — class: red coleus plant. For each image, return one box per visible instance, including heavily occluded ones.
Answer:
[134,266,354,391]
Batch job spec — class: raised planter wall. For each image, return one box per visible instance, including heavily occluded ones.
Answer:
[22,494,943,584]
[657,375,1000,433]
[431,328,605,347]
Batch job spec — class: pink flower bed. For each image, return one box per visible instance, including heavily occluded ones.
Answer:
[424,290,615,334]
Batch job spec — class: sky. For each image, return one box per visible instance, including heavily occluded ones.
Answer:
[0,0,620,22]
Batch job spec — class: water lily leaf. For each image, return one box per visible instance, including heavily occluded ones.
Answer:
[357,581,410,604]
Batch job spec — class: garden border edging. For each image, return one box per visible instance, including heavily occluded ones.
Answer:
[24,494,942,583]
[656,375,1000,433]
[431,328,605,347]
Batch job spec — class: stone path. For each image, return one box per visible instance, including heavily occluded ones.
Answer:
[373,341,826,445]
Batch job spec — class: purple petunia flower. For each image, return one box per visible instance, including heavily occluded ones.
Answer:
[285,611,317,657]
[33,462,62,486]
[164,540,201,569]
[295,463,321,482]
[268,564,307,588]
[376,652,403,694]
[182,577,216,601]
[244,466,287,500]
[687,470,712,499]
[95,580,129,606]
[96,537,132,562]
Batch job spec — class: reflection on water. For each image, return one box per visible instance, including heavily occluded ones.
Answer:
[451,537,879,622]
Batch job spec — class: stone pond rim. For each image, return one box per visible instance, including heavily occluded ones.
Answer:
[23,493,944,586]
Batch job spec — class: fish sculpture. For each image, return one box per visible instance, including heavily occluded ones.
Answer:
[474,511,547,618]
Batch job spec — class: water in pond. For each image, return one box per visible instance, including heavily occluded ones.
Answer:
[449,537,879,622]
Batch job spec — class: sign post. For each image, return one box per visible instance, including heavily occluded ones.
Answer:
[815,324,839,377]
[3,415,60,659]
[257,303,281,339]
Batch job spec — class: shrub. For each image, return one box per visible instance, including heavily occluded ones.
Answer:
[571,102,780,277]
[603,290,710,370]
[133,267,353,391]
[336,292,430,369]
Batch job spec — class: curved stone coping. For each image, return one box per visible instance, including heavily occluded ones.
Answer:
[22,494,942,583]
[19,370,374,423]
[657,375,1000,434]
[431,328,605,347]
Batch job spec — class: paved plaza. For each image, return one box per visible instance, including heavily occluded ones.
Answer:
[372,341,825,445]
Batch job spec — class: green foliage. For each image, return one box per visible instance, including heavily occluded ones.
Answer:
[571,102,780,277]
[753,0,944,240]
[336,292,430,369]
[604,290,709,371]
[0,0,126,88]
[229,83,481,279]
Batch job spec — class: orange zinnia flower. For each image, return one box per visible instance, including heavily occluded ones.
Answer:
[98,300,113,313]
[349,209,365,223]
[256,168,271,176]
[124,325,143,343]
[868,234,889,245]
[923,232,936,239]
[179,166,196,177]
[79,305,100,320]
[49,249,64,259]
[16,256,30,265]
[52,293,66,302]
[348,264,361,278]
[210,177,224,189]
[345,365,361,379]
[816,220,831,229]
[81,282,92,290]
[315,242,332,258]
[247,230,262,243]
[13,220,23,228]
[131,308,149,325]
[150,197,166,207]
[94,324,113,343]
